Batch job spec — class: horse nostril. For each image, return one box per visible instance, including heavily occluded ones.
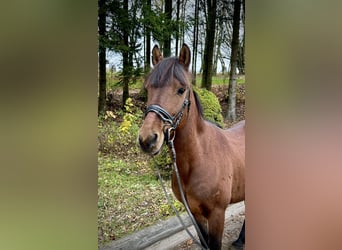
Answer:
[152,133,158,142]
[148,133,158,147]
[139,133,158,152]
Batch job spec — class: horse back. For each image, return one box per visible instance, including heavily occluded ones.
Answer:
[227,120,245,137]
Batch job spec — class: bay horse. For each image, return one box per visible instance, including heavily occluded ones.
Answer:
[138,44,245,249]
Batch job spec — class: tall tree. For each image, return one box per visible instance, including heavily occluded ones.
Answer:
[163,0,172,57]
[212,0,230,76]
[98,0,107,115]
[237,0,245,74]
[237,34,245,74]
[226,0,241,121]
[121,0,130,107]
[175,0,181,56]
[180,0,188,46]
[212,24,224,76]
[191,0,200,85]
[144,0,152,73]
[201,0,217,90]
[108,0,143,107]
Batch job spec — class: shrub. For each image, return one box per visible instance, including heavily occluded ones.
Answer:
[193,86,224,127]
[98,98,143,157]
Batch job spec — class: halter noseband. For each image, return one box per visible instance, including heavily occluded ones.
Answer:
[144,90,191,141]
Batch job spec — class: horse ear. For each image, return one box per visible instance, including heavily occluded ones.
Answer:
[152,45,163,66]
[179,43,191,69]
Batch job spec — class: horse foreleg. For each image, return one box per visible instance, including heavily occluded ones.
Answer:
[207,208,225,250]
[193,213,209,248]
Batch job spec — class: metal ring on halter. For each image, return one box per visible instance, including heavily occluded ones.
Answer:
[166,127,176,143]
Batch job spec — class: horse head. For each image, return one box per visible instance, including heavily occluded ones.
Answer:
[138,44,191,155]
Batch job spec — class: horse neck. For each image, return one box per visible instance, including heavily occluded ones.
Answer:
[173,90,204,161]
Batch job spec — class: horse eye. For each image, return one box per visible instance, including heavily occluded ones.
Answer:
[177,87,186,95]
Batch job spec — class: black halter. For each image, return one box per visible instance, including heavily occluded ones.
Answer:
[144,90,191,133]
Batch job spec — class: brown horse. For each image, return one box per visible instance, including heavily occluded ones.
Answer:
[138,44,245,250]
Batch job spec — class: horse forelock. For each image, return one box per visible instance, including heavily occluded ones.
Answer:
[144,57,190,88]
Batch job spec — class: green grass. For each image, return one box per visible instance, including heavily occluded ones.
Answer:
[98,152,184,245]
[98,154,167,242]
[195,74,245,86]
[98,115,184,246]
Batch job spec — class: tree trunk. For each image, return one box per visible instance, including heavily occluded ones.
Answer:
[98,0,107,116]
[122,0,129,108]
[180,0,188,45]
[199,40,204,74]
[175,0,180,56]
[213,24,223,76]
[237,35,245,74]
[191,0,200,85]
[226,0,241,122]
[144,0,151,73]
[163,0,172,57]
[201,0,217,91]
[220,56,226,74]
[237,0,245,75]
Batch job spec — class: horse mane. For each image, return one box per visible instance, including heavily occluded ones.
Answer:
[144,57,190,88]
[193,90,204,118]
[193,90,222,128]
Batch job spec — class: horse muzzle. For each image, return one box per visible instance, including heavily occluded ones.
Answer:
[138,113,165,155]
[138,133,160,155]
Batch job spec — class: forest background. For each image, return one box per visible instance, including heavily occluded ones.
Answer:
[97,0,246,246]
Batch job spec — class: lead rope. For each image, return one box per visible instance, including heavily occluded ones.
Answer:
[146,90,209,249]
[152,127,209,250]
[153,158,203,248]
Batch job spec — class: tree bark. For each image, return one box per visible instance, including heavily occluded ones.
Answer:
[237,34,245,74]
[213,24,224,76]
[144,0,151,73]
[122,0,129,108]
[180,0,188,45]
[226,0,241,121]
[191,0,200,85]
[163,0,172,57]
[175,0,180,56]
[237,0,245,75]
[98,0,107,115]
[201,0,217,91]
